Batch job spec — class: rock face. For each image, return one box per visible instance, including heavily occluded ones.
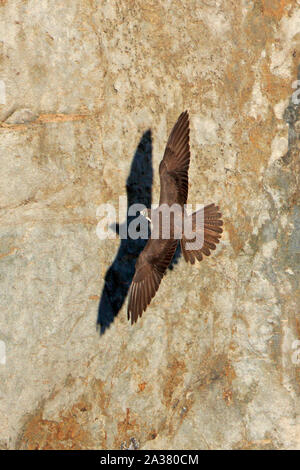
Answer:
[0,0,299,450]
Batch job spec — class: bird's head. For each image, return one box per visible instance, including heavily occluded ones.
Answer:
[140,208,152,223]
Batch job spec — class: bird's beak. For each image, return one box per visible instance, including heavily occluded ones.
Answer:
[140,209,151,223]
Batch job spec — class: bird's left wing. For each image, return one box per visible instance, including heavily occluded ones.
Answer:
[159,110,190,206]
[127,238,178,324]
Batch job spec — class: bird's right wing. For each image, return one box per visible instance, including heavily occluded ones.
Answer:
[159,110,190,206]
[127,238,178,324]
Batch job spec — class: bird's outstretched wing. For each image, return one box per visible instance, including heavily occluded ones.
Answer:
[127,238,178,324]
[159,110,190,206]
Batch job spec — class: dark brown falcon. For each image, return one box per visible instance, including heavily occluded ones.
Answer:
[127,111,223,324]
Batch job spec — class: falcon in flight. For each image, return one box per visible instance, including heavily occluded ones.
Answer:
[127,111,223,324]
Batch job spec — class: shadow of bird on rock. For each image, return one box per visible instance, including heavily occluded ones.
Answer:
[97,129,181,334]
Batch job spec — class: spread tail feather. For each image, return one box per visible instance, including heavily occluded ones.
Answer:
[180,203,223,264]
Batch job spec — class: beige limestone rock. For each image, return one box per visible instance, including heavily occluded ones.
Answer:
[0,0,299,450]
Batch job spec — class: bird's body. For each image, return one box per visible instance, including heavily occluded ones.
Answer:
[127,111,223,324]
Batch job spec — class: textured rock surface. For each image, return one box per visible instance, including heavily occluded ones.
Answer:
[0,0,299,450]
